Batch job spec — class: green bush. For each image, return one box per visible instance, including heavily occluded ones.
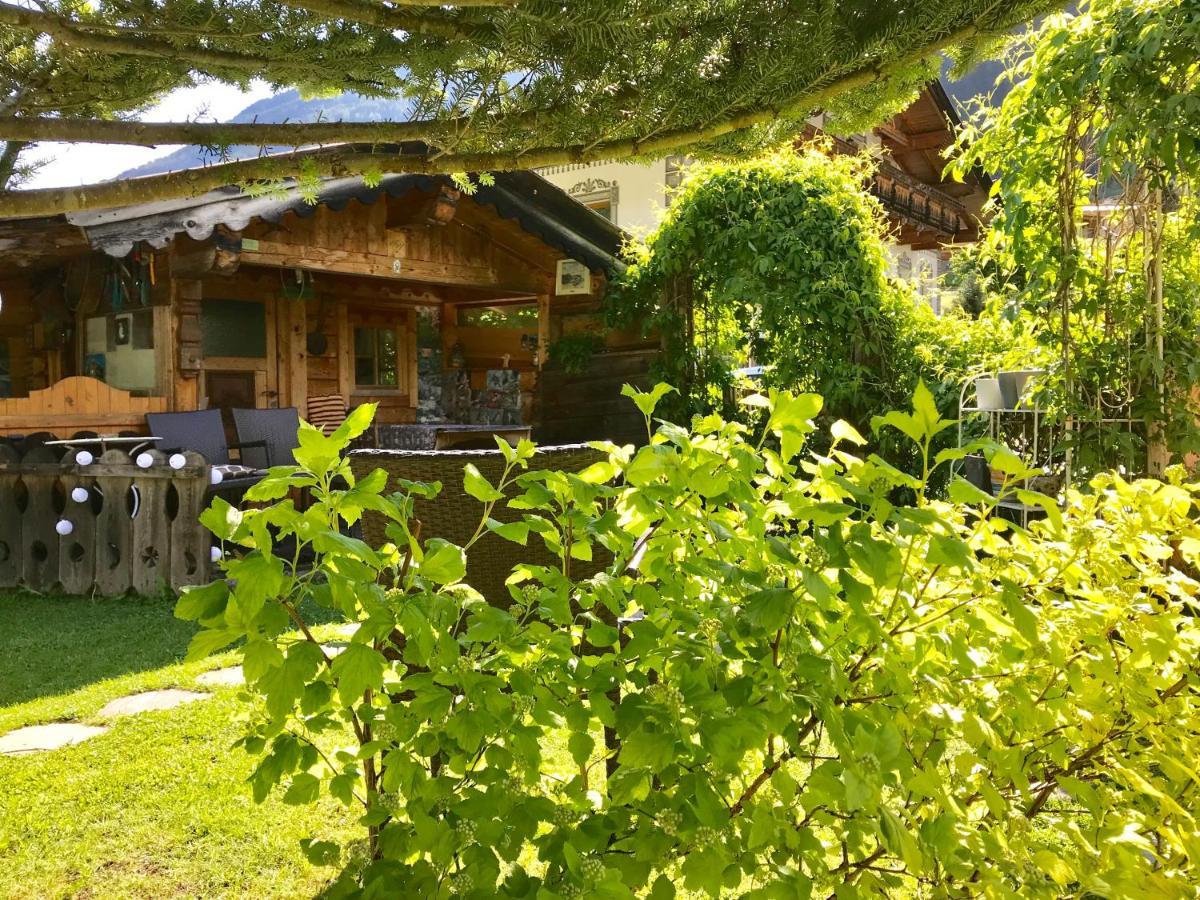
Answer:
[180,389,1200,897]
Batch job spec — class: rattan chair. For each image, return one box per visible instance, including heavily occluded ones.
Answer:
[349,443,611,606]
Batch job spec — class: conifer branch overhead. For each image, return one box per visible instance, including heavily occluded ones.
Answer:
[0,0,1064,215]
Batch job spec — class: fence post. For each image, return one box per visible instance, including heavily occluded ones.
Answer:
[58,460,98,595]
[131,450,173,596]
[170,451,211,588]
[19,446,62,592]
[0,444,21,588]
[93,448,135,596]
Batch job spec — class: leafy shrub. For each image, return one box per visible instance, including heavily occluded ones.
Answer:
[180,389,1200,897]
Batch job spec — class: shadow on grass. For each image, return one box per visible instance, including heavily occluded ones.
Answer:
[0,589,342,708]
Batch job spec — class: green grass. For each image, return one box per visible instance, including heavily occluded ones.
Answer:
[0,590,356,899]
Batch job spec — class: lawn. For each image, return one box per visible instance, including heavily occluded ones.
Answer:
[0,590,357,899]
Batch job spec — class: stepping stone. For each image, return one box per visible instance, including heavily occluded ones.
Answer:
[0,723,108,755]
[98,689,211,718]
[196,666,244,687]
[322,641,349,657]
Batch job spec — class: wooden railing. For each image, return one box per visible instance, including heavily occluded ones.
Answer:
[0,376,167,437]
[0,446,211,595]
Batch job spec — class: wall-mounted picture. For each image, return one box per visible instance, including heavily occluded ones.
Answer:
[555,258,591,296]
[83,353,107,382]
[113,314,132,346]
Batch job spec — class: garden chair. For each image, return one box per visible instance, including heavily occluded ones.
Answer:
[145,409,266,498]
[231,407,301,470]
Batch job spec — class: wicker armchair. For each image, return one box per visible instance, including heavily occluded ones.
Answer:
[349,443,611,606]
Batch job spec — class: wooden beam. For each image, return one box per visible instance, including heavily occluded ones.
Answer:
[902,129,952,152]
[241,240,502,288]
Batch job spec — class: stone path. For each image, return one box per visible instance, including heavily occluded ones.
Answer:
[196,665,244,686]
[98,689,211,718]
[0,632,350,756]
[0,723,109,755]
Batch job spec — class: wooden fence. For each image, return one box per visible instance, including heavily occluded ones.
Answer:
[0,446,211,595]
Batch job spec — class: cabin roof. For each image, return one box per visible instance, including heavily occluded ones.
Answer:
[0,169,628,277]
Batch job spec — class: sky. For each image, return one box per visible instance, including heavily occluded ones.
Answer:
[25,80,274,190]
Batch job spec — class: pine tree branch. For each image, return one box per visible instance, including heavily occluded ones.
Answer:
[0,140,27,189]
[387,0,515,5]
[272,0,486,39]
[0,115,443,147]
[0,1,279,73]
[0,11,1055,218]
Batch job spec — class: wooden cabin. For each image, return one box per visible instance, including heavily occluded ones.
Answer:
[0,171,653,448]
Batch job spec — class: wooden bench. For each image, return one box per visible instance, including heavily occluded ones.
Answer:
[0,377,167,437]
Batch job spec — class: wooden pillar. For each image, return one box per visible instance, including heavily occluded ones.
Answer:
[175,278,203,411]
[536,293,551,369]
[282,296,308,412]
[407,308,419,409]
[337,300,352,403]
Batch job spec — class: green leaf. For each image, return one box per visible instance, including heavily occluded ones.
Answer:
[463,463,504,502]
[830,419,867,446]
[622,382,676,418]
[175,580,228,622]
[947,476,995,506]
[227,552,285,622]
[927,534,974,570]
[200,497,242,542]
[1032,850,1075,886]
[329,402,377,448]
[742,587,794,632]
[185,627,240,662]
[312,530,380,566]
[299,838,341,867]
[487,518,529,545]
[419,539,466,585]
[682,847,727,896]
[283,772,320,805]
[331,643,386,706]
[568,731,595,767]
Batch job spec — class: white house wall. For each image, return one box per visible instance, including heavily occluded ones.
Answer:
[536,160,671,235]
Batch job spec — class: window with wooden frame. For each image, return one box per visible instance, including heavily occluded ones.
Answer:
[567,178,618,222]
[354,325,399,388]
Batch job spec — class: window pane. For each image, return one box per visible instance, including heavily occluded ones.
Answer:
[201,299,266,358]
[355,354,376,386]
[377,329,398,386]
[353,326,399,387]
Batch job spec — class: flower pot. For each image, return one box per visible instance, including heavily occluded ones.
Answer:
[989,465,1007,495]
[973,377,1004,410]
[997,369,1045,409]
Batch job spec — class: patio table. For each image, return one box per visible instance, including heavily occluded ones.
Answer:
[45,434,162,456]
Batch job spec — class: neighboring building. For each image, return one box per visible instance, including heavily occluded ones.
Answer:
[537,81,991,311]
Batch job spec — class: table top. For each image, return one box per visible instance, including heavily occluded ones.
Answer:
[45,435,161,447]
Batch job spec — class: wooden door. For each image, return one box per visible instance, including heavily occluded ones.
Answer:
[205,370,257,447]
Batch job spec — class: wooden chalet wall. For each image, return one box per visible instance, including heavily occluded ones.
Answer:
[0,181,642,449]
[173,186,569,428]
[533,294,657,446]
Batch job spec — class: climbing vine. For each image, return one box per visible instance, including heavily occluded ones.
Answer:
[948,0,1200,477]
[608,147,924,430]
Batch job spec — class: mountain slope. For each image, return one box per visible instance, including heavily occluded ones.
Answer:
[119,90,412,178]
